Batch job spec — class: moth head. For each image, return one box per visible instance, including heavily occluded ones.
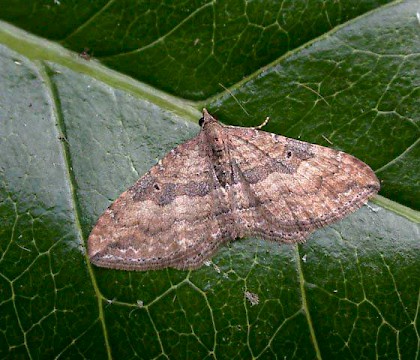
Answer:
[200,108,218,128]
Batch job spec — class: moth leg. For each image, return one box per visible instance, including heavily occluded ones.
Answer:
[251,117,270,130]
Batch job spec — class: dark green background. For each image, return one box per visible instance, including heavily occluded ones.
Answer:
[0,0,419,359]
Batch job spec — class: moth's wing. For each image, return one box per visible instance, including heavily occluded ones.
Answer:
[88,133,226,271]
[226,126,380,242]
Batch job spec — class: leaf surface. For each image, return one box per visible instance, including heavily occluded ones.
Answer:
[0,0,419,359]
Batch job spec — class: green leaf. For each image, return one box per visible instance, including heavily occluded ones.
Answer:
[1,0,397,99]
[0,0,419,359]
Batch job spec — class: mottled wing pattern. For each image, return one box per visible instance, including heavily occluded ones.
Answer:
[88,133,227,270]
[226,126,380,242]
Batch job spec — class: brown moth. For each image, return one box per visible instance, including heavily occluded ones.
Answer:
[88,109,379,271]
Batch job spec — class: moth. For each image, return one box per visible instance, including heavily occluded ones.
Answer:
[88,109,379,271]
